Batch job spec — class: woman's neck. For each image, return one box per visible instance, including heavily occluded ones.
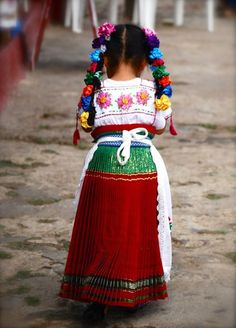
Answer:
[109,62,139,81]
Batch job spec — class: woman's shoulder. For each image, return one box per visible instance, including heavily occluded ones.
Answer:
[140,79,155,89]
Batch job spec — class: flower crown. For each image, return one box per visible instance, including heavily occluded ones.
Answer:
[73,23,176,145]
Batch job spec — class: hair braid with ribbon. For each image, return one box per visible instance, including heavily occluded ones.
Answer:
[73,23,115,145]
[143,27,177,135]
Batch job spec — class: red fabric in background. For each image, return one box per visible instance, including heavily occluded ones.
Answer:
[24,0,52,69]
[0,0,52,111]
[0,36,25,112]
[50,0,66,24]
[59,171,167,307]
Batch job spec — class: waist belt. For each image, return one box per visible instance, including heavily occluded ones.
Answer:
[96,128,152,166]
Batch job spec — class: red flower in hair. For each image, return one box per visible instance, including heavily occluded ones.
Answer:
[83,85,94,96]
[159,76,171,87]
[153,58,165,66]
[89,62,97,72]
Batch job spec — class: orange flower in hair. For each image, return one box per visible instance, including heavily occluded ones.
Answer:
[159,76,171,87]
[82,85,94,96]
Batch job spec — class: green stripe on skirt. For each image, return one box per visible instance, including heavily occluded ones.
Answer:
[88,145,156,174]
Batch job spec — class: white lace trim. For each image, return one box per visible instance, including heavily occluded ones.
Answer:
[73,143,98,207]
[150,145,172,282]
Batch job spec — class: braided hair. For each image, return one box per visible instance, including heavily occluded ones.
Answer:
[73,23,176,145]
[143,27,176,134]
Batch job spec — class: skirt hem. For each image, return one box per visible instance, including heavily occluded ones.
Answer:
[58,291,168,308]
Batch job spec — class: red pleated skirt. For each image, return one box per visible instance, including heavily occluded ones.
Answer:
[59,165,167,307]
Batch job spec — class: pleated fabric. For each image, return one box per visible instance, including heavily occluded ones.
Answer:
[59,143,168,307]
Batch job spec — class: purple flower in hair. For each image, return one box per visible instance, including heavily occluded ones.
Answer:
[98,22,116,37]
[92,36,106,49]
[146,35,160,48]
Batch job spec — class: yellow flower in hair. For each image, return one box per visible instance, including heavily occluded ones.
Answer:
[154,95,171,111]
[80,111,92,129]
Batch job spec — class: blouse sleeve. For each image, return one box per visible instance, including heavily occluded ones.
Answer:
[153,106,172,130]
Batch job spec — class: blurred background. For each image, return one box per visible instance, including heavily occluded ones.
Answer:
[0,0,236,111]
[0,0,235,110]
[0,1,235,328]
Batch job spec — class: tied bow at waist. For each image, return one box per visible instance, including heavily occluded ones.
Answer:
[96,128,152,165]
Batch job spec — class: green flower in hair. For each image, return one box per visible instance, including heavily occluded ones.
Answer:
[84,72,95,85]
[152,65,169,79]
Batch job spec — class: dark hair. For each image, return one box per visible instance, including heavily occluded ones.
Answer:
[105,24,149,77]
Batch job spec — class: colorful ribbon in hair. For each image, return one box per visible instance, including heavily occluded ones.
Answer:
[143,27,176,135]
[73,22,116,144]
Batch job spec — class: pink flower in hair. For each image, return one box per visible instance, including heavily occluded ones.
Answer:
[117,94,133,110]
[98,22,116,37]
[142,27,157,37]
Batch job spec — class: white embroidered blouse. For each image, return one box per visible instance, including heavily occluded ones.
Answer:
[93,78,172,130]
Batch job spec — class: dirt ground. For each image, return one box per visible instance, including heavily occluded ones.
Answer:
[0,17,235,328]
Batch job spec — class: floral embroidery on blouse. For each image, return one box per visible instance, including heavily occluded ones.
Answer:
[136,89,150,105]
[117,94,133,110]
[96,91,112,109]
